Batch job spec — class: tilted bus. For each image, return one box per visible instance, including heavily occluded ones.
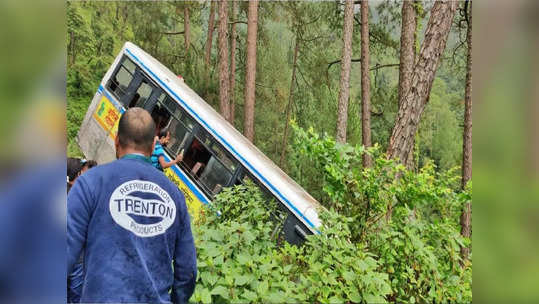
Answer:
[77,42,321,244]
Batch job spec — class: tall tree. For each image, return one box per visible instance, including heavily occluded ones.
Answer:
[460,0,472,264]
[229,0,237,125]
[244,0,259,142]
[184,4,190,55]
[387,0,458,165]
[204,1,216,67]
[461,1,472,190]
[398,1,418,170]
[218,0,230,121]
[398,1,417,108]
[360,0,372,167]
[280,34,300,167]
[336,0,355,143]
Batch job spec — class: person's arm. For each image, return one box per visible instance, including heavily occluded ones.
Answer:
[67,177,93,275]
[158,152,183,170]
[171,194,197,304]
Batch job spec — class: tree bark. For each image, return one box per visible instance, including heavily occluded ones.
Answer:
[462,1,472,190]
[218,0,230,121]
[69,31,76,65]
[336,0,355,143]
[461,0,472,264]
[184,5,191,56]
[280,35,300,167]
[361,0,372,168]
[398,1,416,109]
[244,0,259,142]
[387,0,458,166]
[204,1,216,67]
[460,201,472,263]
[399,0,418,170]
[229,0,237,125]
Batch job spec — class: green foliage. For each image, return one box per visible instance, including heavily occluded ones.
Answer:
[193,184,392,303]
[290,125,472,303]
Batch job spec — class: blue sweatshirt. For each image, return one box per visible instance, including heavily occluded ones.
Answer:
[67,155,197,303]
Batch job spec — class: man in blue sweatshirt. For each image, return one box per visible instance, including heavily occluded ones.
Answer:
[67,107,197,303]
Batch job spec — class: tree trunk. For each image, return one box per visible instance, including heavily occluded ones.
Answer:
[361,0,372,168]
[229,0,237,125]
[399,0,418,170]
[280,35,300,167]
[387,0,458,165]
[184,5,191,56]
[462,1,472,189]
[461,0,472,264]
[336,0,355,143]
[204,1,216,67]
[398,1,416,109]
[218,0,230,121]
[460,201,472,263]
[244,0,259,142]
[69,31,75,65]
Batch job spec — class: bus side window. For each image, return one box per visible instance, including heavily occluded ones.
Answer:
[151,105,171,133]
[128,81,153,108]
[168,116,192,156]
[107,57,135,101]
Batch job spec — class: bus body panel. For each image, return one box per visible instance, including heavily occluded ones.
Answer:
[76,42,322,235]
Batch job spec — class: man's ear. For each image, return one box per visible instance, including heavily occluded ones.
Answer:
[114,136,120,159]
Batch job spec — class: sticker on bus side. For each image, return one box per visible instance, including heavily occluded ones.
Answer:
[93,95,121,139]
[164,167,204,222]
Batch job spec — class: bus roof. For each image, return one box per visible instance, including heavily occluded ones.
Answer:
[119,42,322,231]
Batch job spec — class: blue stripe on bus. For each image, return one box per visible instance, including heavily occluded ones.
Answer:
[125,48,317,230]
[162,153,210,204]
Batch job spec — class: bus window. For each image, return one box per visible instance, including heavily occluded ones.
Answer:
[167,117,192,156]
[199,156,233,195]
[158,93,181,118]
[107,57,135,101]
[150,104,171,133]
[211,144,237,172]
[128,80,153,108]
[182,138,211,175]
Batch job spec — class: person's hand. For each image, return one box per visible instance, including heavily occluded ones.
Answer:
[175,149,184,163]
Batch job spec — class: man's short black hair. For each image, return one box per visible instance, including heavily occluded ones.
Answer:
[158,127,169,139]
[117,107,156,152]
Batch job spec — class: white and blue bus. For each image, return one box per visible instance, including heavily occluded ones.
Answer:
[77,42,321,244]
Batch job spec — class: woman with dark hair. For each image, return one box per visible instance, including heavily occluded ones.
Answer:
[67,157,84,193]
[81,160,98,173]
[68,158,98,193]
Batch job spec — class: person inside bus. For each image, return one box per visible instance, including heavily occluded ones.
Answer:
[151,127,183,172]
[182,138,210,176]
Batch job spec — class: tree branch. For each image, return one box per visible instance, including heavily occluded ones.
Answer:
[328,59,398,72]
[229,20,247,25]
[328,58,362,71]
[369,63,399,71]
[162,31,185,35]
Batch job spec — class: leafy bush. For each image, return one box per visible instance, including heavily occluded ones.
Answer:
[192,184,392,303]
[290,124,472,303]
[190,125,471,303]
